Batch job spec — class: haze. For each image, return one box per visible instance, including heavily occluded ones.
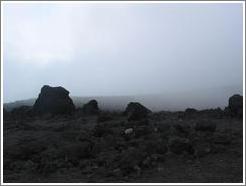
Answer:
[2,2,243,110]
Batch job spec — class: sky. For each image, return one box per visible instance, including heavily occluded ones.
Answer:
[2,2,244,108]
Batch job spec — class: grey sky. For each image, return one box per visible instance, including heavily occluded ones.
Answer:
[3,3,244,106]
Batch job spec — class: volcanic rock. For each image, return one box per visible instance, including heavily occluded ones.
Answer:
[194,119,216,132]
[82,100,99,115]
[227,94,243,118]
[11,106,33,119]
[168,137,194,155]
[124,102,151,121]
[33,85,75,115]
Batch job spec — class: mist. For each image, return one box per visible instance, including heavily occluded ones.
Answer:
[3,3,243,111]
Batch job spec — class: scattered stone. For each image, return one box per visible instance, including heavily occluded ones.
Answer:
[193,141,211,157]
[134,125,153,138]
[194,120,216,132]
[118,147,147,174]
[97,113,113,123]
[11,106,33,119]
[173,123,192,137]
[213,133,231,145]
[168,137,194,155]
[93,123,113,137]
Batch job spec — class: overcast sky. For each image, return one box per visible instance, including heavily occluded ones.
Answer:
[3,2,243,104]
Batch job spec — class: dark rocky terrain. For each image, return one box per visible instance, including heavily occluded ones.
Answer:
[3,86,243,183]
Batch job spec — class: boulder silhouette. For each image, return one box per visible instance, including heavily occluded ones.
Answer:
[227,94,243,118]
[124,102,151,121]
[33,85,75,115]
[82,100,99,115]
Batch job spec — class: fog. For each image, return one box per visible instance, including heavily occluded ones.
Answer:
[3,3,243,110]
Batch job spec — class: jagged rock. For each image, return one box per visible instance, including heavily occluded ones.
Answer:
[227,94,243,118]
[194,120,216,132]
[82,100,99,115]
[124,102,151,121]
[168,137,194,155]
[33,85,75,115]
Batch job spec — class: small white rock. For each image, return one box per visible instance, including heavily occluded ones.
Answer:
[124,128,133,135]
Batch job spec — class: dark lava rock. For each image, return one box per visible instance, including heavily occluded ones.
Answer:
[3,108,11,120]
[227,94,243,118]
[168,137,194,155]
[118,147,147,174]
[124,102,151,121]
[194,120,216,132]
[11,106,33,119]
[82,100,99,115]
[126,119,149,127]
[33,85,75,115]
[199,108,224,119]
[185,108,197,113]
[143,139,168,155]
[213,133,232,145]
[134,125,153,138]
[97,113,113,123]
[194,141,211,157]
[173,123,192,137]
[184,108,198,119]
[93,123,114,138]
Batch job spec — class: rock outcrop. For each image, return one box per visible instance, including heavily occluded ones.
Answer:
[33,85,75,115]
[82,100,99,115]
[124,102,151,121]
[227,94,243,118]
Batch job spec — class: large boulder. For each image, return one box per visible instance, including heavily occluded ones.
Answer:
[227,94,243,118]
[124,102,151,121]
[82,100,99,115]
[33,85,75,115]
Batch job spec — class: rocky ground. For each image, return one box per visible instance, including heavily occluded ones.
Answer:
[3,86,243,183]
[3,110,243,183]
